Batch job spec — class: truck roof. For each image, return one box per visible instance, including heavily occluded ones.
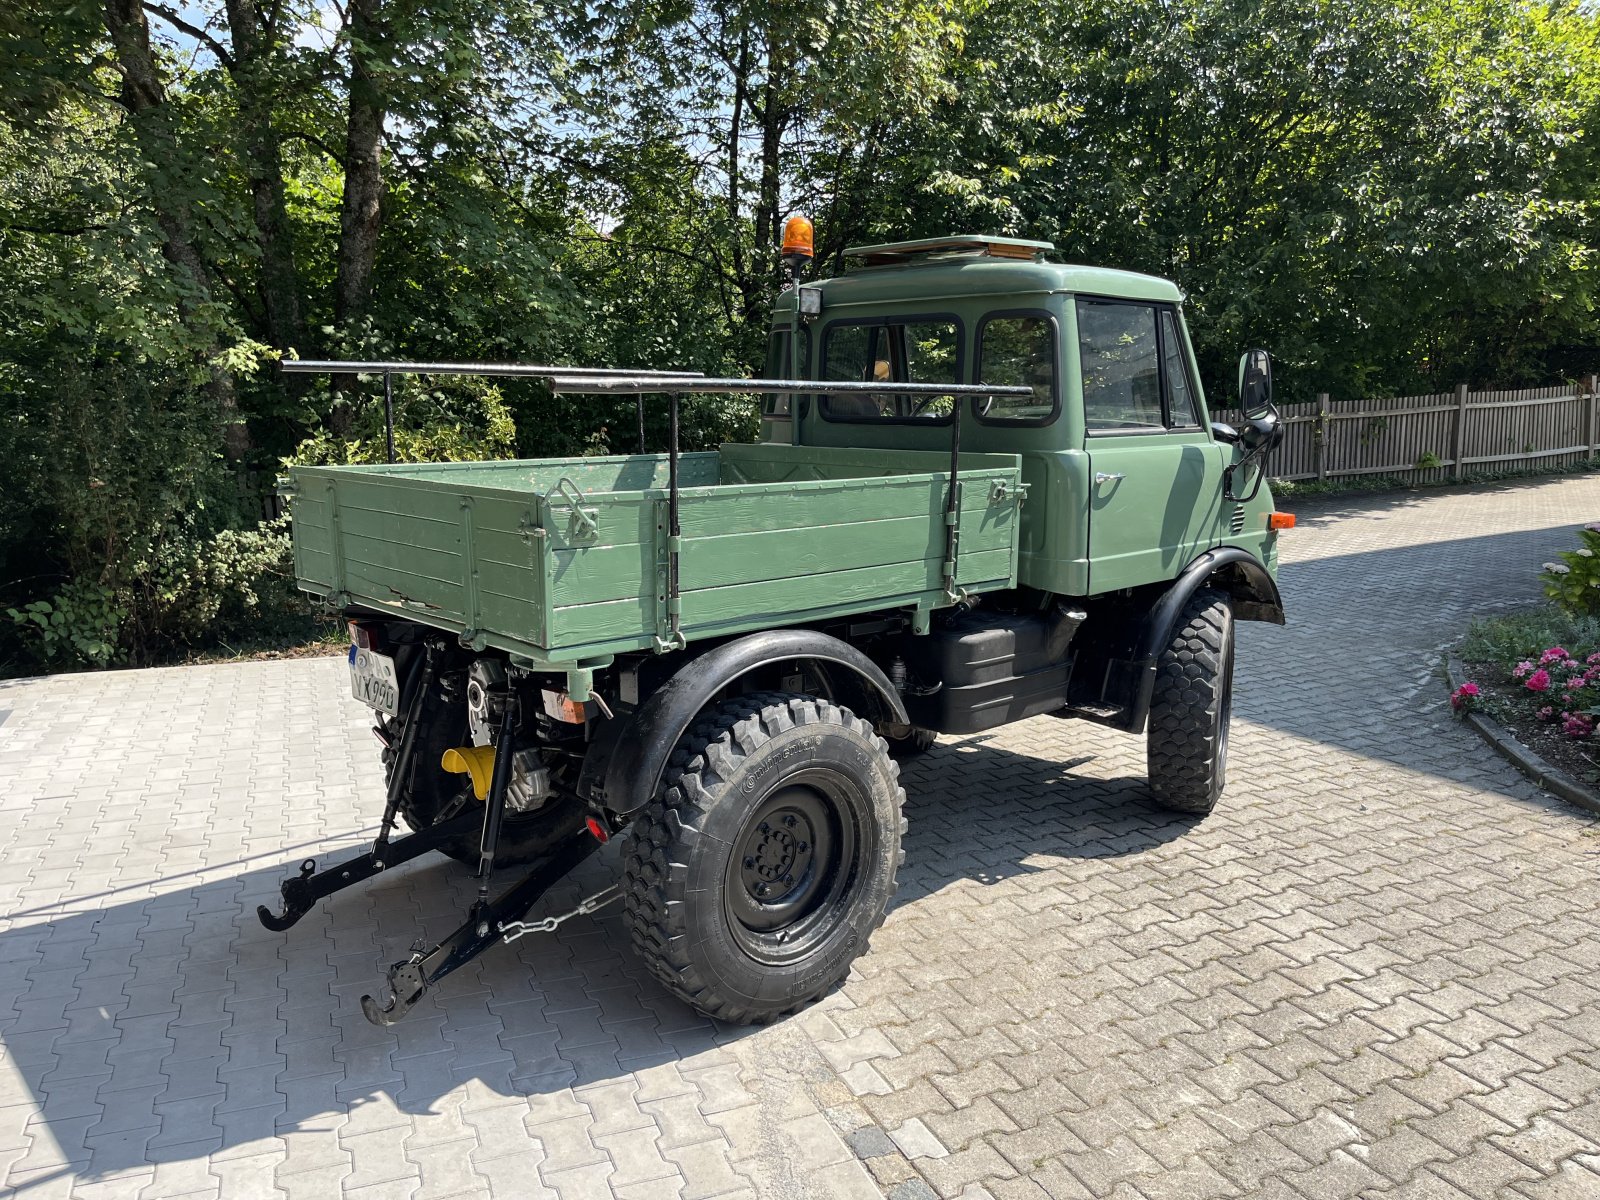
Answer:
[797,235,1183,310]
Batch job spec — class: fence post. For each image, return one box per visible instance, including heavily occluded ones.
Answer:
[1315,393,1330,482]
[1588,375,1599,463]
[1451,382,1469,481]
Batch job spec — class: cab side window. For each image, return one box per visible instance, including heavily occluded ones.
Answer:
[1078,298,1201,433]
[820,318,961,422]
[761,326,809,417]
[976,314,1058,424]
[1160,310,1201,427]
[1078,300,1163,432]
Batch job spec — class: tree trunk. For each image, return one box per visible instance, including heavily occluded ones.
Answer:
[329,0,385,434]
[103,0,249,458]
[748,40,785,323]
[336,0,384,329]
[726,28,749,294]
[223,0,305,355]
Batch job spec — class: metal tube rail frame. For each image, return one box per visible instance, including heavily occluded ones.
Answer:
[280,359,707,466]
[278,359,1031,633]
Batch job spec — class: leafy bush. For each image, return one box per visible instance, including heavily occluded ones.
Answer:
[1542,525,1600,617]
[0,352,313,673]
[6,582,123,668]
[286,374,518,467]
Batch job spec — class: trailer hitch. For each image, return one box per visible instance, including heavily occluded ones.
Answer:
[360,831,605,1025]
[255,808,484,931]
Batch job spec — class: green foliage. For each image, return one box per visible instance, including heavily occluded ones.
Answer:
[1542,526,1600,617]
[6,584,123,669]
[287,375,520,466]
[1461,607,1600,666]
[0,0,1597,673]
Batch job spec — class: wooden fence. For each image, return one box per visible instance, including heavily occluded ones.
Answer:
[1211,374,1600,486]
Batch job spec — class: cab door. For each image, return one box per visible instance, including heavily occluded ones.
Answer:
[1080,298,1227,592]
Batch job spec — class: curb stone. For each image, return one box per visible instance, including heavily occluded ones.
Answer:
[1445,654,1600,816]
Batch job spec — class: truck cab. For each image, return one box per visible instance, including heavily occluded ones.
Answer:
[760,234,1281,600]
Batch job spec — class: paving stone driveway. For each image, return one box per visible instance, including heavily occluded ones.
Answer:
[4,475,1600,1200]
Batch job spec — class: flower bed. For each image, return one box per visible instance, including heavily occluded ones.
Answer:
[1456,524,1600,791]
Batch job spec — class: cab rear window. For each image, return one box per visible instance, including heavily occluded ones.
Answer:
[975,313,1058,425]
[819,317,961,422]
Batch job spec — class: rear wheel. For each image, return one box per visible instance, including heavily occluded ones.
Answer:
[623,693,905,1024]
[1146,588,1235,815]
[381,666,581,867]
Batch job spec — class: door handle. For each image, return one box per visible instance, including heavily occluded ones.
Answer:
[1094,471,1125,484]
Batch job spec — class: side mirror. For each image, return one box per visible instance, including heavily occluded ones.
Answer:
[1237,348,1273,416]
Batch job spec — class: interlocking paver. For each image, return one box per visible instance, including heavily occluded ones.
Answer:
[3,475,1600,1198]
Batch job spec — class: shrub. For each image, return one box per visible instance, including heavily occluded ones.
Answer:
[1542,525,1600,617]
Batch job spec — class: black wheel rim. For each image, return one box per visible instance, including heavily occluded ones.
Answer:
[725,768,866,965]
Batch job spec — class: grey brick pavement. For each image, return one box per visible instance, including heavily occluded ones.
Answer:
[3,474,1600,1199]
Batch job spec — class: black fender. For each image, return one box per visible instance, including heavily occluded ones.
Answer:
[1125,547,1284,731]
[581,629,908,819]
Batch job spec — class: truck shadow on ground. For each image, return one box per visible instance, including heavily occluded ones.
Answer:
[0,737,1186,1191]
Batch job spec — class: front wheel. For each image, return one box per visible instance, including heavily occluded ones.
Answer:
[1146,588,1235,815]
[623,693,905,1024]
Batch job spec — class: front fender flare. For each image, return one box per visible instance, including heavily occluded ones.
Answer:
[1122,547,1284,733]
[586,629,908,819]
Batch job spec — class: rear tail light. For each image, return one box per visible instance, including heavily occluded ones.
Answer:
[1267,512,1296,531]
[542,689,588,724]
[348,620,383,650]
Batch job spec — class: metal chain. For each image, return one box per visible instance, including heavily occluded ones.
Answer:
[498,884,623,944]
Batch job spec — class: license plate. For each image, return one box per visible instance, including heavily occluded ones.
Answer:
[349,645,401,715]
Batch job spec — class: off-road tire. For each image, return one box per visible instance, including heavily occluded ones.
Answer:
[1146,588,1235,815]
[887,726,937,758]
[381,671,581,867]
[623,692,906,1024]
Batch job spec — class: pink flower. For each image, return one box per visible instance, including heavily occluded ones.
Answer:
[1536,706,1557,722]
[1525,669,1551,692]
[1563,713,1594,739]
[1586,666,1600,684]
[1513,660,1535,678]
[1565,677,1587,692]
[1539,648,1570,667]
[1564,659,1583,673]
[1450,682,1480,712]
[1587,652,1600,666]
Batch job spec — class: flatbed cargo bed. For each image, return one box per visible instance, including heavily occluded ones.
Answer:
[284,443,1024,664]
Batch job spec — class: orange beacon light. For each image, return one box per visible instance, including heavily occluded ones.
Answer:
[781,214,814,260]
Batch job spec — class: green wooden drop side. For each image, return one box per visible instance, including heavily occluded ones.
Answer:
[282,443,1025,666]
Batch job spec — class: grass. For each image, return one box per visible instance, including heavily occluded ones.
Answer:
[1460,607,1600,664]
[179,616,347,666]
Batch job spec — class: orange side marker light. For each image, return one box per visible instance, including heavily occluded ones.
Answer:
[1267,512,1296,531]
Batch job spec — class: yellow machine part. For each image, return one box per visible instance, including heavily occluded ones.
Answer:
[440,745,495,801]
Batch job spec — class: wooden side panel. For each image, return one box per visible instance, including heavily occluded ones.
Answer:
[290,451,1023,660]
[289,469,547,646]
[546,468,1021,651]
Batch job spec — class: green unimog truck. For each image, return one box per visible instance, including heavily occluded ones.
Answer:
[265,229,1289,1026]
